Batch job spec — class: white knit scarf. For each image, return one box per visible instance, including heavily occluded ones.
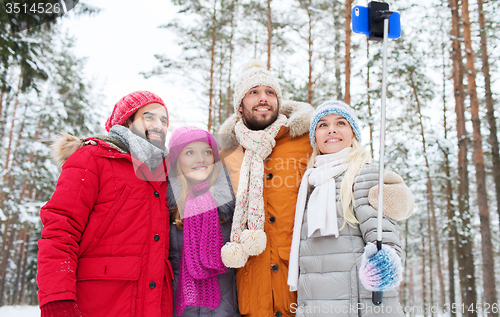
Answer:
[220,114,287,268]
[288,147,351,291]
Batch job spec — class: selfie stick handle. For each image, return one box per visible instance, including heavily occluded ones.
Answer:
[372,16,389,307]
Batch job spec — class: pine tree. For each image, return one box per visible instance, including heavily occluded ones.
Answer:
[448,0,478,312]
[344,0,351,104]
[0,26,104,306]
[477,0,500,234]
[461,0,498,311]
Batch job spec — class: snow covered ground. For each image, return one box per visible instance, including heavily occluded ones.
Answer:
[0,306,40,317]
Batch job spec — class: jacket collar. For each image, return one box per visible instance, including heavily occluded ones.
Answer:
[50,132,125,166]
[50,132,169,181]
[217,99,314,150]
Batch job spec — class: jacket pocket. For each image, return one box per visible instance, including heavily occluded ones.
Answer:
[162,259,174,316]
[76,256,141,317]
[165,258,174,282]
[77,256,141,281]
[278,246,290,262]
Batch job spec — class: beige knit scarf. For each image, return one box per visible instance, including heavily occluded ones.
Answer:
[221,114,287,268]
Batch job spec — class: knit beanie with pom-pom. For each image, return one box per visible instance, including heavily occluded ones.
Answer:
[233,60,282,115]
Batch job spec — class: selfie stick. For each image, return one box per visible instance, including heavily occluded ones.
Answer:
[373,11,393,307]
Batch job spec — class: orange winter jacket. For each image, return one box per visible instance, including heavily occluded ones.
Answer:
[218,100,313,317]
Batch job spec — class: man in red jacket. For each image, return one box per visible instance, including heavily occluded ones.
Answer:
[37,91,174,317]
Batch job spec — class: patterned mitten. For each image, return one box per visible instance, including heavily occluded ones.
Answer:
[359,242,402,292]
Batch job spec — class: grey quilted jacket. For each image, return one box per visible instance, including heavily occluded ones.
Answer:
[295,163,404,317]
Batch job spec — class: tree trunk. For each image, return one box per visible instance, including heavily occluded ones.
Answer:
[0,65,10,142]
[409,264,414,317]
[462,0,498,312]
[409,69,445,311]
[0,77,23,215]
[219,55,223,125]
[0,225,17,306]
[266,0,272,70]
[477,0,500,233]
[366,40,374,157]
[449,0,477,313]
[0,217,10,286]
[444,145,457,317]
[207,0,218,132]
[307,11,313,105]
[333,2,343,101]
[421,221,427,315]
[12,226,27,305]
[20,116,43,200]
[3,93,20,172]
[227,3,234,119]
[344,0,351,104]
[441,47,456,316]
[18,232,30,305]
[426,210,434,313]
[0,67,8,122]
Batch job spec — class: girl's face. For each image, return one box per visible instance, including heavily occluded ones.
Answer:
[178,141,215,184]
[315,114,354,154]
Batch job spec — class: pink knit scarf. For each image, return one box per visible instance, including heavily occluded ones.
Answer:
[175,181,226,316]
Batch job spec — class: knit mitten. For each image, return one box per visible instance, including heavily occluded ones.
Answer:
[41,300,82,317]
[359,243,402,292]
[368,171,414,220]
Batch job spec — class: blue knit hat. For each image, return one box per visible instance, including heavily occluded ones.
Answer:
[309,100,362,148]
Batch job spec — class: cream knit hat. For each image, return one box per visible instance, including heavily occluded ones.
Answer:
[233,60,282,115]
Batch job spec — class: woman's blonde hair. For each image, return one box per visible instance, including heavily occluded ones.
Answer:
[307,136,371,229]
[170,159,221,229]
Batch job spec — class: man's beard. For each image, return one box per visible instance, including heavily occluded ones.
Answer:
[242,103,280,131]
[144,130,166,151]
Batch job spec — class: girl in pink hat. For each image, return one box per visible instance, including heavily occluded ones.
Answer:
[167,127,240,317]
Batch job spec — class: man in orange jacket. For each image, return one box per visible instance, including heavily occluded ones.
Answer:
[218,60,313,317]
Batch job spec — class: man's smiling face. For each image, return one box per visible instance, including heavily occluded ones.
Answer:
[239,85,279,130]
[126,103,169,150]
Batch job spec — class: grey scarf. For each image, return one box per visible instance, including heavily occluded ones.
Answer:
[108,125,168,172]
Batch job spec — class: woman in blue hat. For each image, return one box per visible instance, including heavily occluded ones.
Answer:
[288,100,413,316]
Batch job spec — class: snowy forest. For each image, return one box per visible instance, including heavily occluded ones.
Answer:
[1,0,500,316]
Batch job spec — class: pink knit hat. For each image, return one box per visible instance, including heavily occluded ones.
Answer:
[105,91,168,132]
[168,126,219,166]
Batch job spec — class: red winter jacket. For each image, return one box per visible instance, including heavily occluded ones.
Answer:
[37,135,173,317]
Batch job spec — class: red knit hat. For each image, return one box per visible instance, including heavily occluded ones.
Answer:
[105,91,168,132]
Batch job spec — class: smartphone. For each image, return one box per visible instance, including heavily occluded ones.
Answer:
[352,5,401,39]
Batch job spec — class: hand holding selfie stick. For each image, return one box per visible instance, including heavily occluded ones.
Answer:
[372,14,390,306]
[352,1,401,306]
